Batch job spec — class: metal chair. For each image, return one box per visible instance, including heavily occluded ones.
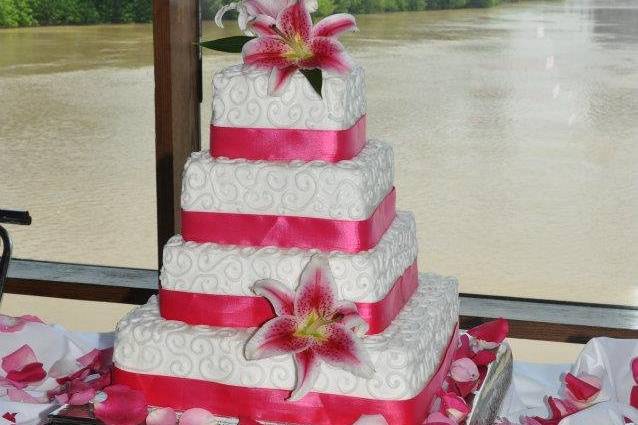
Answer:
[0,210,32,304]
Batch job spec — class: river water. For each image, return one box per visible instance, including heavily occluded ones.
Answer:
[1,0,637,305]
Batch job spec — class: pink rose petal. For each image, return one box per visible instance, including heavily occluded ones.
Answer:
[351,414,389,425]
[439,391,470,422]
[424,412,457,424]
[146,407,177,425]
[2,345,38,374]
[178,408,216,425]
[244,316,311,360]
[453,334,472,361]
[630,385,638,409]
[6,387,48,404]
[93,385,147,425]
[472,349,497,366]
[0,315,43,333]
[294,255,337,318]
[5,362,46,387]
[69,388,96,405]
[632,357,638,383]
[2,412,17,423]
[467,318,509,349]
[450,358,479,383]
[563,373,601,404]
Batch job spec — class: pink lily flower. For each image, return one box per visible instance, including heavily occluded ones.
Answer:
[242,0,357,95]
[215,0,318,35]
[244,255,373,401]
[0,314,43,333]
[0,345,46,390]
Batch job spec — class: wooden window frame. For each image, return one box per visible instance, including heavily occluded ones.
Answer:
[3,0,637,344]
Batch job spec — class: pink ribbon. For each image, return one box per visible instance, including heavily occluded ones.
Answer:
[210,116,367,162]
[181,188,396,253]
[159,262,418,335]
[113,326,459,425]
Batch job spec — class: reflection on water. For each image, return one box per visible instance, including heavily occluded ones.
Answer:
[0,0,636,305]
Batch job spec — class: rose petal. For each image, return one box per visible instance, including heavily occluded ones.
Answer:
[5,362,46,387]
[2,412,17,423]
[632,357,638,383]
[439,391,470,422]
[424,411,457,425]
[467,318,509,348]
[450,358,479,383]
[93,385,147,425]
[312,323,374,378]
[69,388,96,406]
[242,36,290,69]
[253,279,295,316]
[244,316,311,360]
[247,14,278,37]
[563,373,601,404]
[179,408,216,425]
[146,407,177,425]
[0,315,43,333]
[294,255,338,318]
[472,349,497,366]
[454,334,472,361]
[276,0,312,41]
[49,357,83,381]
[630,385,638,409]
[2,345,38,375]
[312,13,357,38]
[288,349,321,401]
[547,396,578,419]
[301,37,352,74]
[6,387,48,404]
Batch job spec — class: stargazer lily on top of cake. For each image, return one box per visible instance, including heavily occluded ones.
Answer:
[244,255,374,401]
[204,0,358,97]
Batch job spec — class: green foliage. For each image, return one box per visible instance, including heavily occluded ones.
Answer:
[0,0,515,27]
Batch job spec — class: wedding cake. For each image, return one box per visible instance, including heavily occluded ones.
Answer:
[112,1,509,423]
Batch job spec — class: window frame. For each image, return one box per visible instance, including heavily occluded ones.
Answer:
[3,0,637,344]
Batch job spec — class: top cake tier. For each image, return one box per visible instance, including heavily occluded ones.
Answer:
[209,65,367,163]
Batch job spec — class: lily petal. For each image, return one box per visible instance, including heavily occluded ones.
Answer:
[253,279,295,316]
[242,36,291,69]
[333,301,368,336]
[268,66,298,96]
[276,0,312,41]
[467,318,509,349]
[246,14,278,37]
[302,37,352,74]
[214,2,238,28]
[312,323,374,378]
[294,255,337,318]
[2,345,38,374]
[146,407,177,425]
[288,349,321,401]
[245,316,311,360]
[450,357,479,383]
[244,0,288,19]
[93,385,148,425]
[312,13,357,38]
[563,373,601,404]
[179,408,216,425]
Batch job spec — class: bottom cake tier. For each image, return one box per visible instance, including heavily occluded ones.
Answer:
[112,273,459,425]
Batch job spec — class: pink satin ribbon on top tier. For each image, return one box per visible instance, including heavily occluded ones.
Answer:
[159,261,419,335]
[210,115,366,162]
[181,188,396,253]
[112,325,459,425]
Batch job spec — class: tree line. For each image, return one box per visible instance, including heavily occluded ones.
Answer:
[1,0,507,27]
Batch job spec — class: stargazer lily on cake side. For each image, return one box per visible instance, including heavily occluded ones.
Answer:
[203,0,358,97]
[244,255,374,401]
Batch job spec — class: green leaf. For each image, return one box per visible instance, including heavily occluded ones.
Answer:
[300,68,323,98]
[200,36,256,53]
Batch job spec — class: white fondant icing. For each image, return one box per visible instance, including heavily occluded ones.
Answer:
[113,273,458,401]
[161,212,417,303]
[211,65,366,130]
[181,140,394,220]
